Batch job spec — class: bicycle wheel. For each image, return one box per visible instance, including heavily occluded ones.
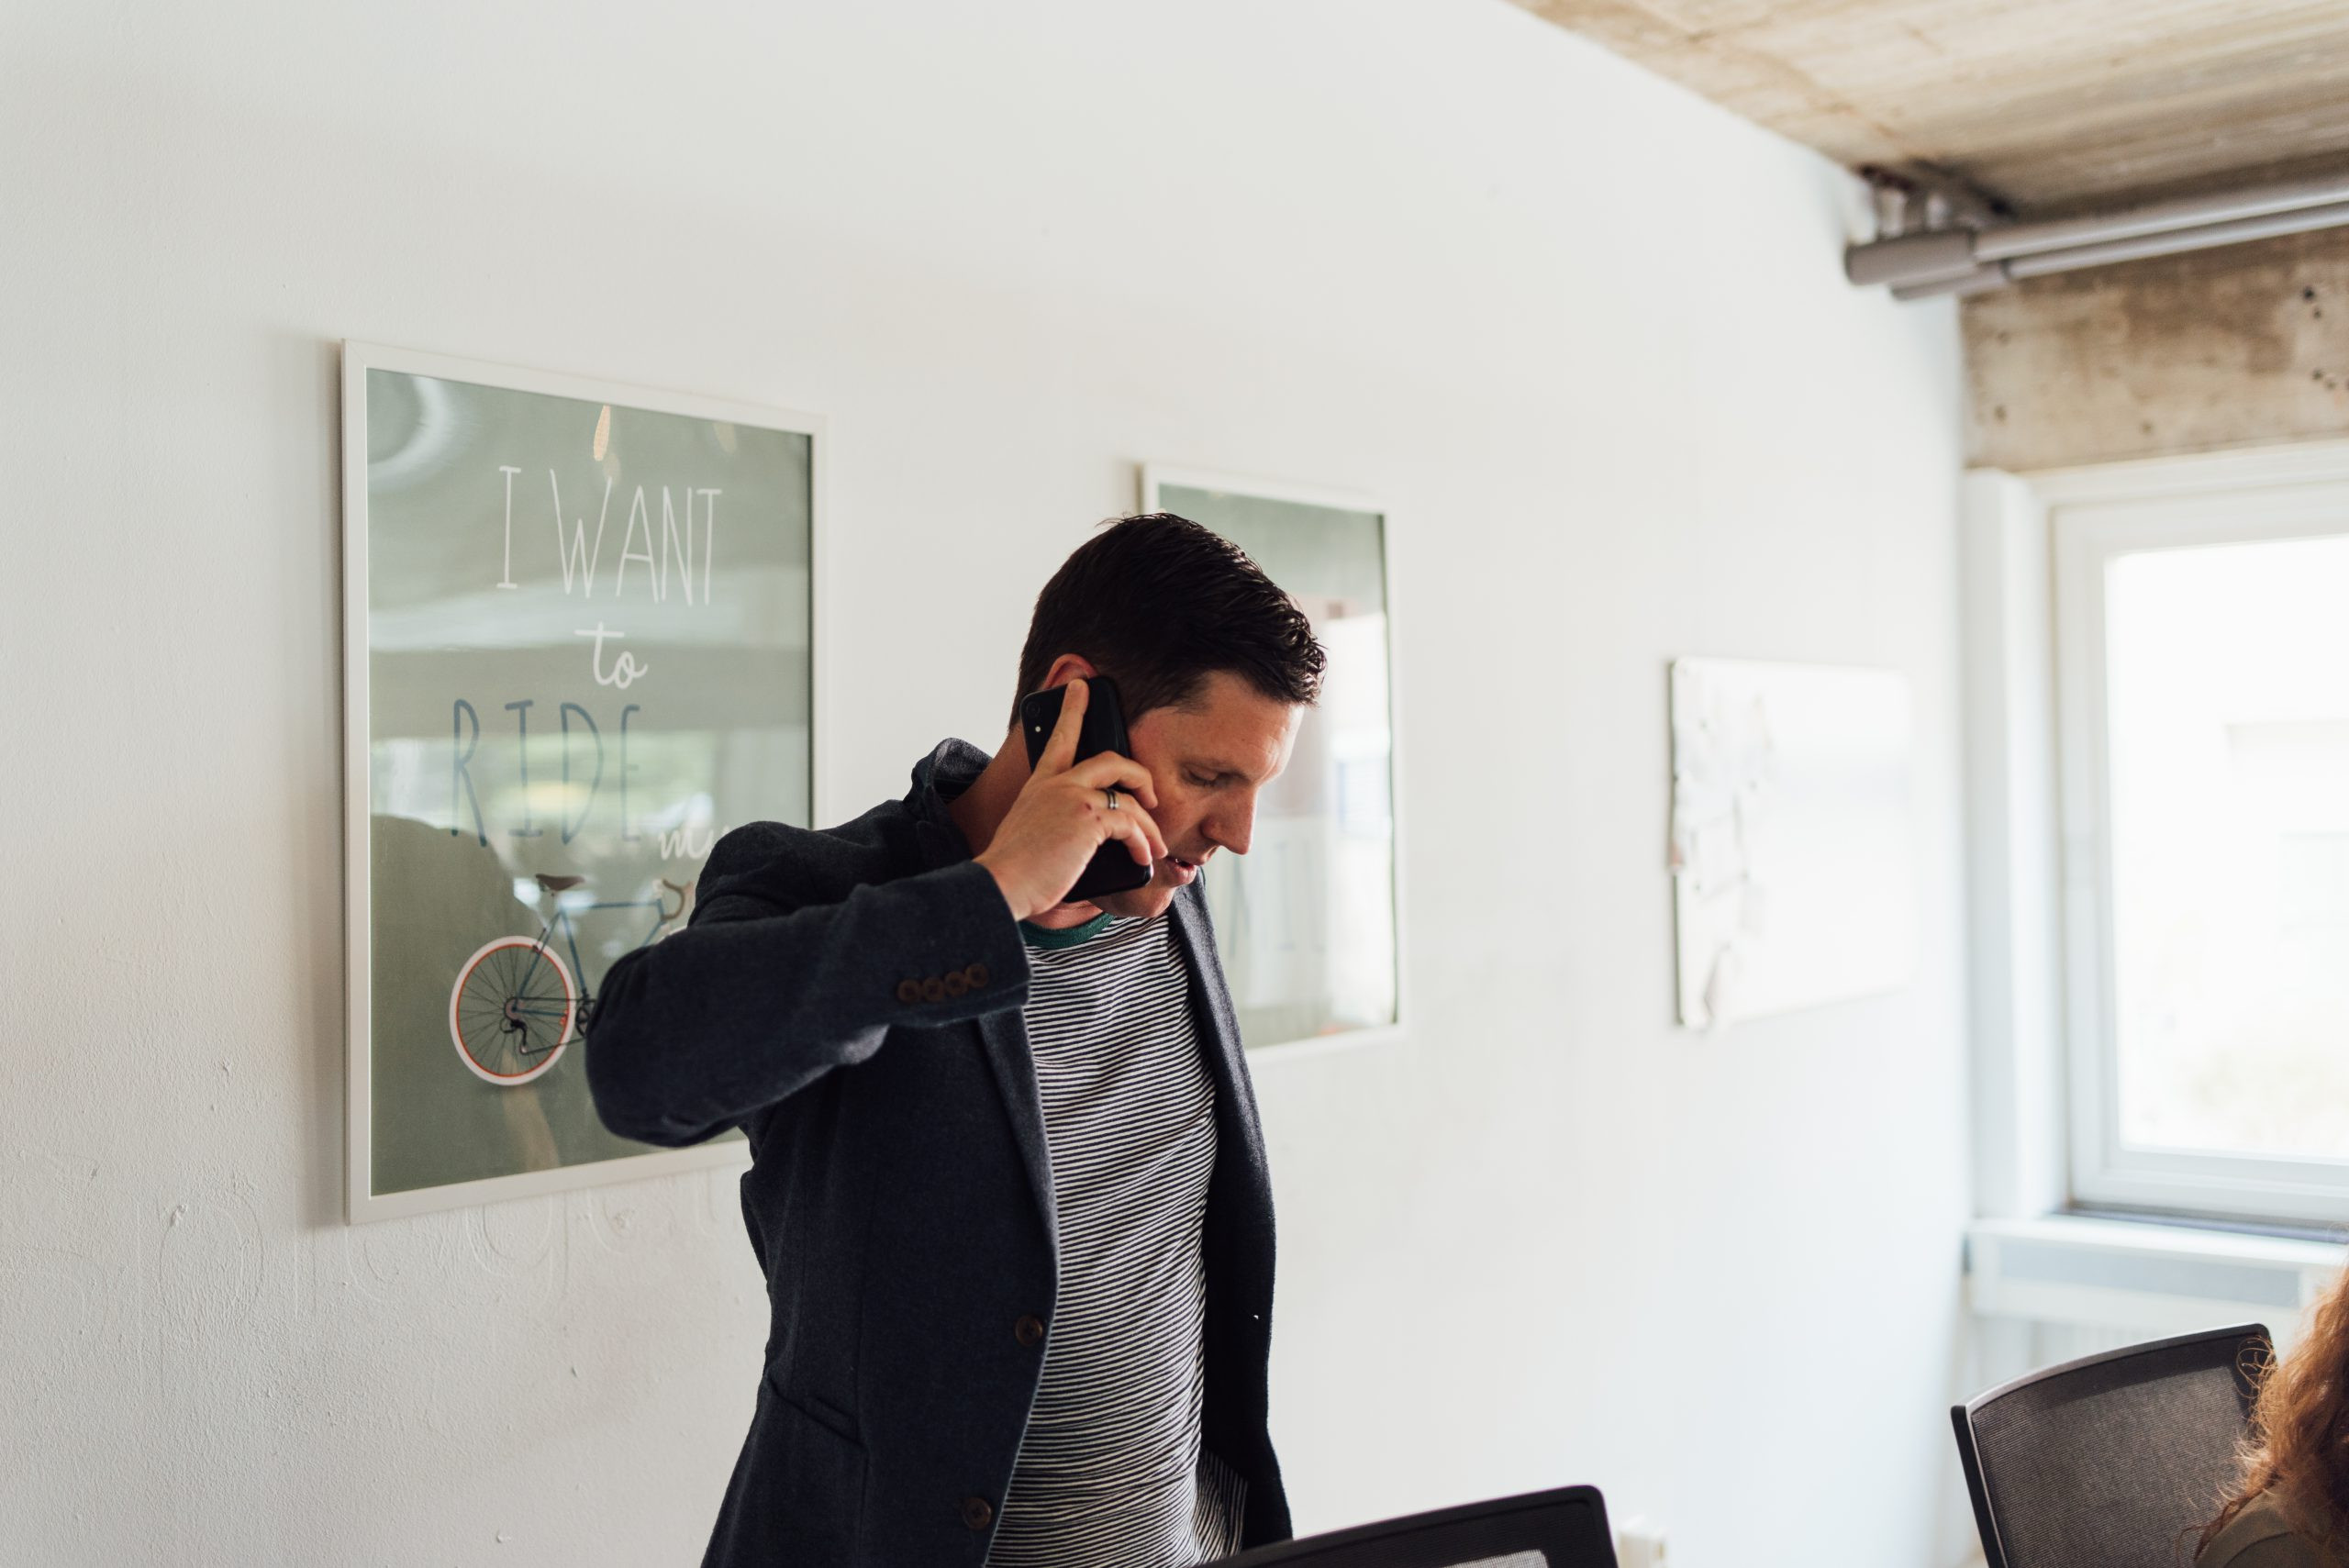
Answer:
[449,936,576,1086]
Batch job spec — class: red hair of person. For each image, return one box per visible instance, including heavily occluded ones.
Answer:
[2203,1266,2349,1554]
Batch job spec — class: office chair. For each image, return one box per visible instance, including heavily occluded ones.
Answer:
[1201,1485,1618,1567]
[1952,1322,2271,1568]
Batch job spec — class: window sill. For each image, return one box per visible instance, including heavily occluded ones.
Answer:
[1966,1213,2343,1336]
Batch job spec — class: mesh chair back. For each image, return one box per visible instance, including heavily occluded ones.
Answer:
[1201,1485,1616,1568]
[1953,1323,2270,1568]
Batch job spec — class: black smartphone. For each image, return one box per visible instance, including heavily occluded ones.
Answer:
[1018,676,1154,904]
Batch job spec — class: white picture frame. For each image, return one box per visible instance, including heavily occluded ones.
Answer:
[1667,657,1917,1029]
[342,341,826,1221]
[1141,462,1406,1054]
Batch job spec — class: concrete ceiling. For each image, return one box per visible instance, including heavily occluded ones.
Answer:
[1506,0,2349,216]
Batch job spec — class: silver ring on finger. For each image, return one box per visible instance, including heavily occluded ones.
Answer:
[1103,787,1119,811]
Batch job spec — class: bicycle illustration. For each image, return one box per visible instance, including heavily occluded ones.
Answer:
[447,874,694,1087]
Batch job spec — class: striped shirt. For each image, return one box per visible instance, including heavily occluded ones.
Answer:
[986,912,1246,1568]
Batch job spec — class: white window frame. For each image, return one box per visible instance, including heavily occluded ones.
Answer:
[1981,440,2349,1228]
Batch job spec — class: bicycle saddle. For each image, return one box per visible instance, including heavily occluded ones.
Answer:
[535,874,587,893]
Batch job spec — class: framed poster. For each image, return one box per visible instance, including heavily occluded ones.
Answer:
[342,342,821,1221]
[1667,658,1916,1029]
[1141,464,1402,1051]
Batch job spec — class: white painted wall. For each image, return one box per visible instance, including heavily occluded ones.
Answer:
[0,1,1970,1564]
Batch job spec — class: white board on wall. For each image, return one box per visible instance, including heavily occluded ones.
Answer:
[1669,658,1918,1029]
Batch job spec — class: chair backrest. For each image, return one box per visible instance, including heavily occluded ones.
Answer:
[1201,1485,1617,1568]
[1953,1322,2270,1568]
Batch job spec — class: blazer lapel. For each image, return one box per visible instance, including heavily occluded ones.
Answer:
[975,1003,1058,1254]
[1169,883,1265,1166]
[912,809,1059,1255]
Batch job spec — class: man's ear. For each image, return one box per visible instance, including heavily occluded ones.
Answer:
[1038,653,1098,690]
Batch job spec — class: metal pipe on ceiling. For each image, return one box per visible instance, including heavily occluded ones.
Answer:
[1976,172,2349,261]
[1889,268,2009,304]
[1885,196,2349,300]
[1851,170,2349,297]
[2004,196,2349,275]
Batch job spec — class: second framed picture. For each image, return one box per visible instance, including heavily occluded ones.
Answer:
[1142,464,1402,1051]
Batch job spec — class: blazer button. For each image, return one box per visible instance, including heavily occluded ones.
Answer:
[944,971,969,998]
[961,1496,994,1530]
[896,979,921,1004]
[1014,1314,1046,1347]
[920,975,947,1003]
[963,962,990,989]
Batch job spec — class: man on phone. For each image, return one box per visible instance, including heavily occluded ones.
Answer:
[585,512,1325,1568]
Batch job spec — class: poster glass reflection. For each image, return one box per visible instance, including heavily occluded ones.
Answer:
[342,342,819,1220]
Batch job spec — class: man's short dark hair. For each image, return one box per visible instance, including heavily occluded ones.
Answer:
[1012,513,1326,728]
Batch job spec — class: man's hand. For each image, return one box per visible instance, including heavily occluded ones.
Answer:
[975,679,1167,921]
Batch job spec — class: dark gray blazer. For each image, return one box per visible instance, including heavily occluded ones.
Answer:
[584,740,1290,1568]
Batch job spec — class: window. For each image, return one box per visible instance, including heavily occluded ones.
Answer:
[2054,472,2349,1223]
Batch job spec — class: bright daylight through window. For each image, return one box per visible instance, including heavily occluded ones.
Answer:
[2101,531,2349,1172]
